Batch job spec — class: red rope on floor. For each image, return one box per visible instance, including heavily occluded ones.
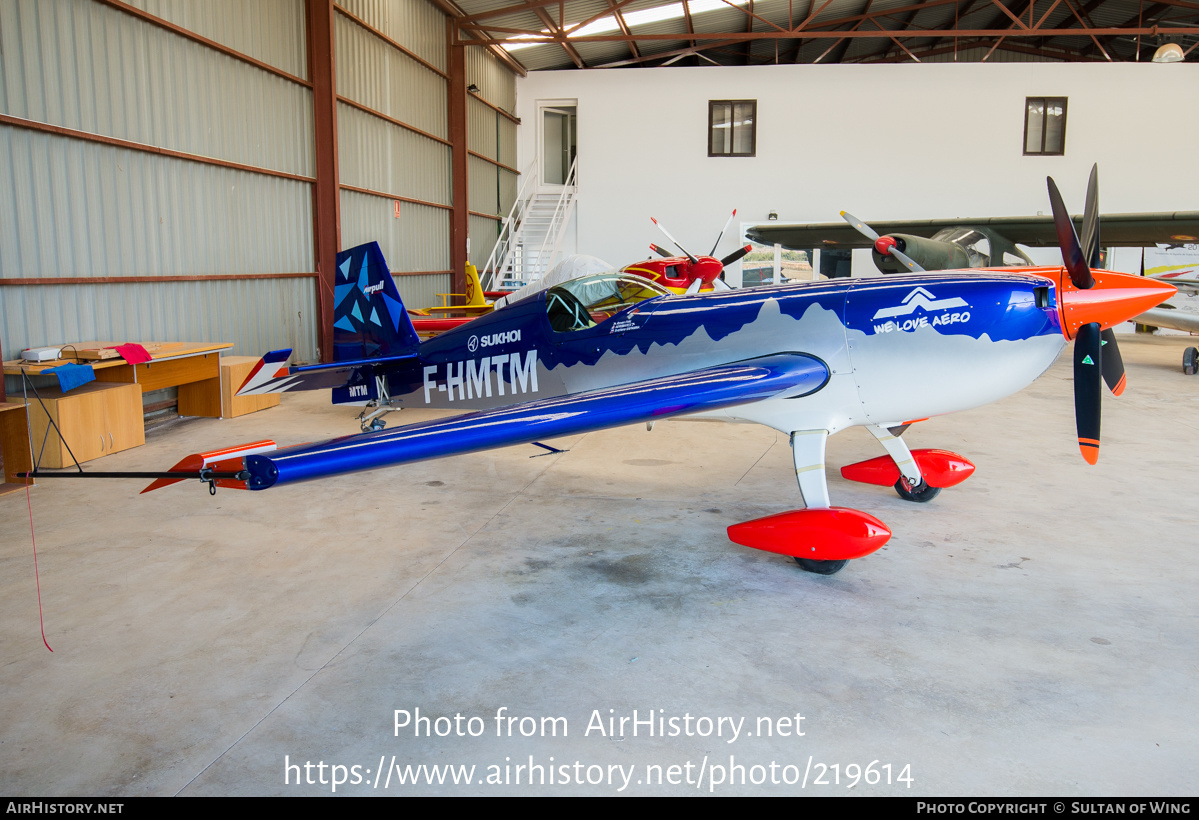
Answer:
[25,483,53,653]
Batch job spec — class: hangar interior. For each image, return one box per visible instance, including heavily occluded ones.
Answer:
[1,0,1197,797]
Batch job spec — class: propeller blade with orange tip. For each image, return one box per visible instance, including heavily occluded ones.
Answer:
[650,217,697,265]
[1100,327,1126,396]
[710,208,737,256]
[1074,323,1103,464]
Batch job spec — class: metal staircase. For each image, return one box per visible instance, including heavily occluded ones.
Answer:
[481,158,578,292]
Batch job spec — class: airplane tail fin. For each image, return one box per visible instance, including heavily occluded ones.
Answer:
[237,242,423,397]
[334,242,421,362]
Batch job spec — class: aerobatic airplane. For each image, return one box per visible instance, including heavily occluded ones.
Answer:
[33,175,1174,577]
[621,212,751,294]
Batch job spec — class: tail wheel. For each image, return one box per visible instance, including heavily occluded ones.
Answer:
[794,558,848,575]
[1184,347,1199,376]
[894,477,942,503]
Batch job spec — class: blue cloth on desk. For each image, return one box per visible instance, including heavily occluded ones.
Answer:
[46,363,96,392]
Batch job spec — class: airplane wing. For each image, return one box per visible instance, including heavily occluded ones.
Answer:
[1134,306,1199,333]
[238,353,829,490]
[748,212,1199,250]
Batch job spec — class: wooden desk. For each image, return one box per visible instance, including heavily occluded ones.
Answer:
[4,341,232,417]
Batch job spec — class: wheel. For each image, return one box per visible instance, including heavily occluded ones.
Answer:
[894,477,941,503]
[1183,347,1199,376]
[368,418,387,432]
[794,557,849,575]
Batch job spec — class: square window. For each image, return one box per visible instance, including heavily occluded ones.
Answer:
[1024,97,1067,155]
[709,100,756,157]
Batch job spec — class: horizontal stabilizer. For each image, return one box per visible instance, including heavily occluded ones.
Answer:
[244,354,830,490]
[236,350,418,396]
[236,349,294,395]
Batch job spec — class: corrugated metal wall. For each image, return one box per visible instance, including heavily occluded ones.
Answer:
[469,214,499,269]
[125,0,310,78]
[1,279,315,362]
[467,46,516,113]
[465,46,518,267]
[0,0,317,360]
[339,189,450,276]
[337,0,446,72]
[337,103,449,205]
[1,0,520,364]
[333,0,454,307]
[334,11,447,139]
[0,128,313,277]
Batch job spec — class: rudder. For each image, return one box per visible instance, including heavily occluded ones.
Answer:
[334,242,420,362]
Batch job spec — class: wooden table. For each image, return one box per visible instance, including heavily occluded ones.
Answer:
[4,341,233,416]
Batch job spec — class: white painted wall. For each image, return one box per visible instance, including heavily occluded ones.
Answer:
[516,62,1198,282]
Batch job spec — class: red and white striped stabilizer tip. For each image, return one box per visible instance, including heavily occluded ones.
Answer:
[236,349,293,396]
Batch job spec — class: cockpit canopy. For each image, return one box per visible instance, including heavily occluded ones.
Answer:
[930,227,1034,267]
[546,272,672,333]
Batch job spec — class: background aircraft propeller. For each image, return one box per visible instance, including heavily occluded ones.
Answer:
[649,212,751,289]
[839,210,927,273]
[651,241,749,268]
[710,208,737,255]
[720,245,751,267]
[651,217,698,265]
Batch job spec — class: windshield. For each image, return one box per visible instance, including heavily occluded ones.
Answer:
[545,273,671,333]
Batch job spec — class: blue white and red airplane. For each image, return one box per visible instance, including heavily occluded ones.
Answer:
[123,177,1176,575]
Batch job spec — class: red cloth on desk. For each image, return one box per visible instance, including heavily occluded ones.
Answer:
[112,343,152,364]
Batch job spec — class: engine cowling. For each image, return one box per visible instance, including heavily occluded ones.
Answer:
[872,233,972,274]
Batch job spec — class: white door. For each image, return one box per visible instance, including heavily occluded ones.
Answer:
[539,104,577,187]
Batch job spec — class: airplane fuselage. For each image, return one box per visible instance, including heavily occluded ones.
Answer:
[396,269,1066,435]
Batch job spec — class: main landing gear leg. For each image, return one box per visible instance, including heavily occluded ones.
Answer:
[725,430,892,576]
[840,428,975,499]
[791,429,831,511]
[866,424,940,503]
[357,375,398,433]
[789,430,848,575]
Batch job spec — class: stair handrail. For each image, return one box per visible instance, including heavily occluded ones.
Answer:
[481,158,538,291]
[532,156,578,281]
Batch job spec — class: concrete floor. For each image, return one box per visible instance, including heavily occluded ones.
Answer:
[2,335,1196,796]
